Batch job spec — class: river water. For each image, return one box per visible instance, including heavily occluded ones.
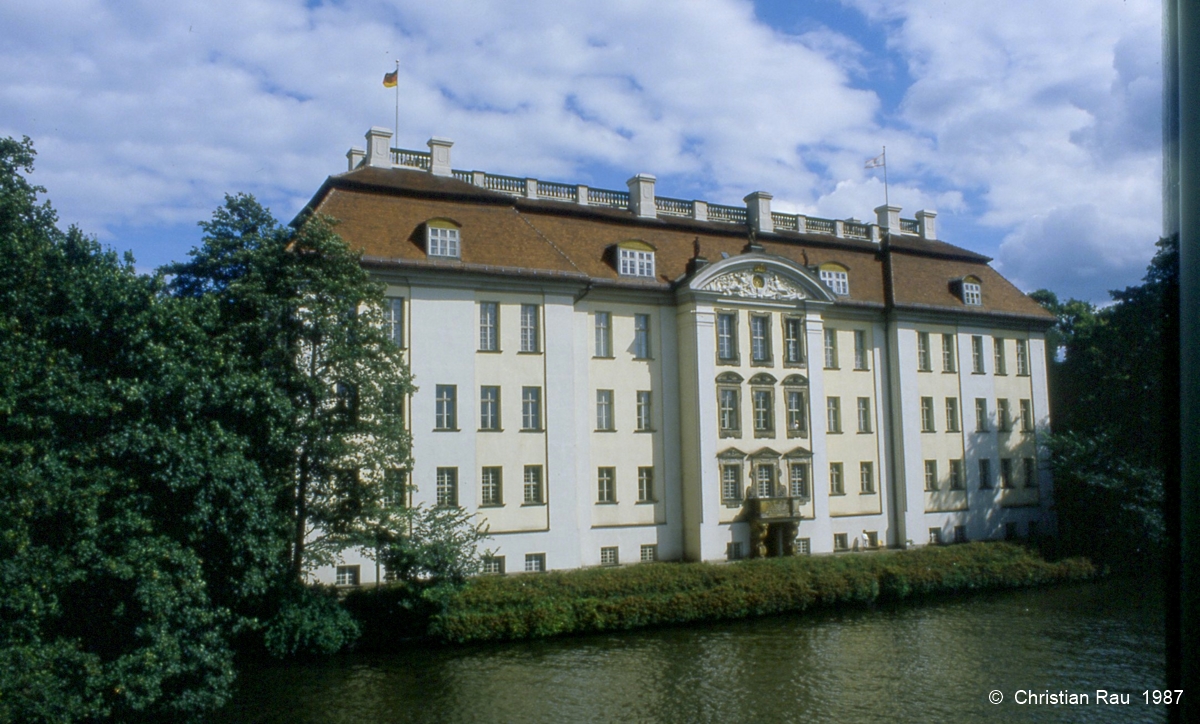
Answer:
[217,579,1166,723]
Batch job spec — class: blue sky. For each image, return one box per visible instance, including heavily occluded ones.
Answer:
[1,0,1162,303]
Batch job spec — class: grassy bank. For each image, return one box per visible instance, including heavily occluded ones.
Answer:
[345,543,1095,646]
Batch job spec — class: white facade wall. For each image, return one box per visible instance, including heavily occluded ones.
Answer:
[311,259,1055,586]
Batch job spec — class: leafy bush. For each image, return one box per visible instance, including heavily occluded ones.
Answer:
[348,543,1094,645]
[262,585,360,659]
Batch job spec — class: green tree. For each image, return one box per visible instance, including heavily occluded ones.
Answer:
[0,137,283,721]
[166,195,415,582]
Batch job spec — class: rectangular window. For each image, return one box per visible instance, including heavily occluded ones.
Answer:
[860,461,874,493]
[788,462,809,498]
[596,389,614,431]
[1016,339,1030,375]
[427,226,460,257]
[435,385,457,430]
[481,556,505,575]
[994,337,1007,374]
[975,398,989,432]
[865,531,879,548]
[834,533,849,551]
[997,399,1011,431]
[945,397,960,432]
[853,329,868,370]
[636,391,652,431]
[727,542,745,560]
[786,390,808,436]
[954,525,967,543]
[524,553,545,572]
[924,460,938,491]
[522,387,542,431]
[917,332,931,371]
[941,333,956,372]
[784,317,804,364]
[523,465,543,504]
[619,247,655,277]
[633,314,651,359]
[597,467,616,503]
[1000,459,1014,488]
[640,544,657,562]
[637,467,654,502]
[971,335,985,373]
[1020,399,1034,432]
[436,467,458,507]
[949,459,965,490]
[335,565,360,586]
[479,302,498,351]
[383,468,408,508]
[754,464,775,498]
[827,397,841,434]
[857,397,872,433]
[600,546,620,565]
[797,538,812,555]
[719,388,740,434]
[480,467,503,506]
[821,269,849,296]
[479,386,500,431]
[385,297,404,347]
[920,397,935,432]
[963,281,982,305]
[979,459,993,489]
[594,311,612,357]
[829,462,844,495]
[721,463,743,502]
[929,528,942,545]
[717,312,738,362]
[750,315,771,363]
[824,328,838,368]
[753,389,774,434]
[1023,457,1037,488]
[520,304,540,353]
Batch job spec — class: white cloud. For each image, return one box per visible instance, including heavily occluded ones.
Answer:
[0,0,1163,301]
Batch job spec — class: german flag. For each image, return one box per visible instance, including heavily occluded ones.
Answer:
[383,69,398,88]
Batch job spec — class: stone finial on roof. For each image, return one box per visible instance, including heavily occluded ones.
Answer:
[366,127,392,168]
[427,137,454,177]
[627,174,657,218]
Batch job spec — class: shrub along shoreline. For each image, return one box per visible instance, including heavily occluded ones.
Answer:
[344,542,1095,647]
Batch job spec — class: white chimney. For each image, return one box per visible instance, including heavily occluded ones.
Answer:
[744,191,774,234]
[916,210,938,240]
[427,137,453,177]
[627,174,657,218]
[365,127,392,168]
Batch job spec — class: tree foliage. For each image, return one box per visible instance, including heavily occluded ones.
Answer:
[1031,234,1176,569]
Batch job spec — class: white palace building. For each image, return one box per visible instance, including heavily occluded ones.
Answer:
[305,127,1055,585]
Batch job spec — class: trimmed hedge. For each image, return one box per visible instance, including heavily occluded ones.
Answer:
[349,543,1095,645]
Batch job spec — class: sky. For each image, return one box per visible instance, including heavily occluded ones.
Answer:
[1,0,1164,303]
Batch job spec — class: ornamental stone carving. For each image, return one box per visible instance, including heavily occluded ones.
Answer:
[701,269,807,300]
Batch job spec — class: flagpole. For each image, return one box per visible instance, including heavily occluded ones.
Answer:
[882,146,889,209]
[393,59,400,142]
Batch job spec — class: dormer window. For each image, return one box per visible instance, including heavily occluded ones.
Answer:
[617,241,655,278]
[818,263,849,296]
[961,275,982,305]
[426,220,460,258]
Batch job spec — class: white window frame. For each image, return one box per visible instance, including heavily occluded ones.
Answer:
[618,247,655,277]
[856,397,872,433]
[1016,339,1030,375]
[479,386,500,431]
[524,553,545,572]
[975,398,989,431]
[718,387,740,435]
[1020,399,1033,432]
[920,397,935,432]
[788,461,809,498]
[427,226,460,258]
[786,389,807,436]
[827,396,841,434]
[946,397,960,432]
[853,329,868,370]
[750,315,771,363]
[597,467,616,503]
[520,304,540,353]
[637,467,654,502]
[594,311,612,357]
[829,462,844,495]
[859,461,874,494]
[752,389,773,435]
[480,466,503,506]
[640,544,657,562]
[823,328,838,369]
[994,337,1007,374]
[721,463,743,502]
[971,335,985,373]
[335,565,360,586]
[596,389,614,431]
[435,385,457,430]
[783,316,804,364]
[820,269,849,296]
[436,467,458,507]
[633,314,651,359]
[479,302,498,352]
[523,465,543,504]
[635,391,652,431]
[600,546,620,565]
[924,460,938,491]
[949,459,965,490]
[716,312,738,362]
[754,463,776,498]
[942,333,956,372]
[521,387,542,431]
[917,332,931,371]
[385,297,404,347]
[963,281,982,305]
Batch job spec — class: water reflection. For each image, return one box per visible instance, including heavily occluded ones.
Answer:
[218,579,1164,723]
